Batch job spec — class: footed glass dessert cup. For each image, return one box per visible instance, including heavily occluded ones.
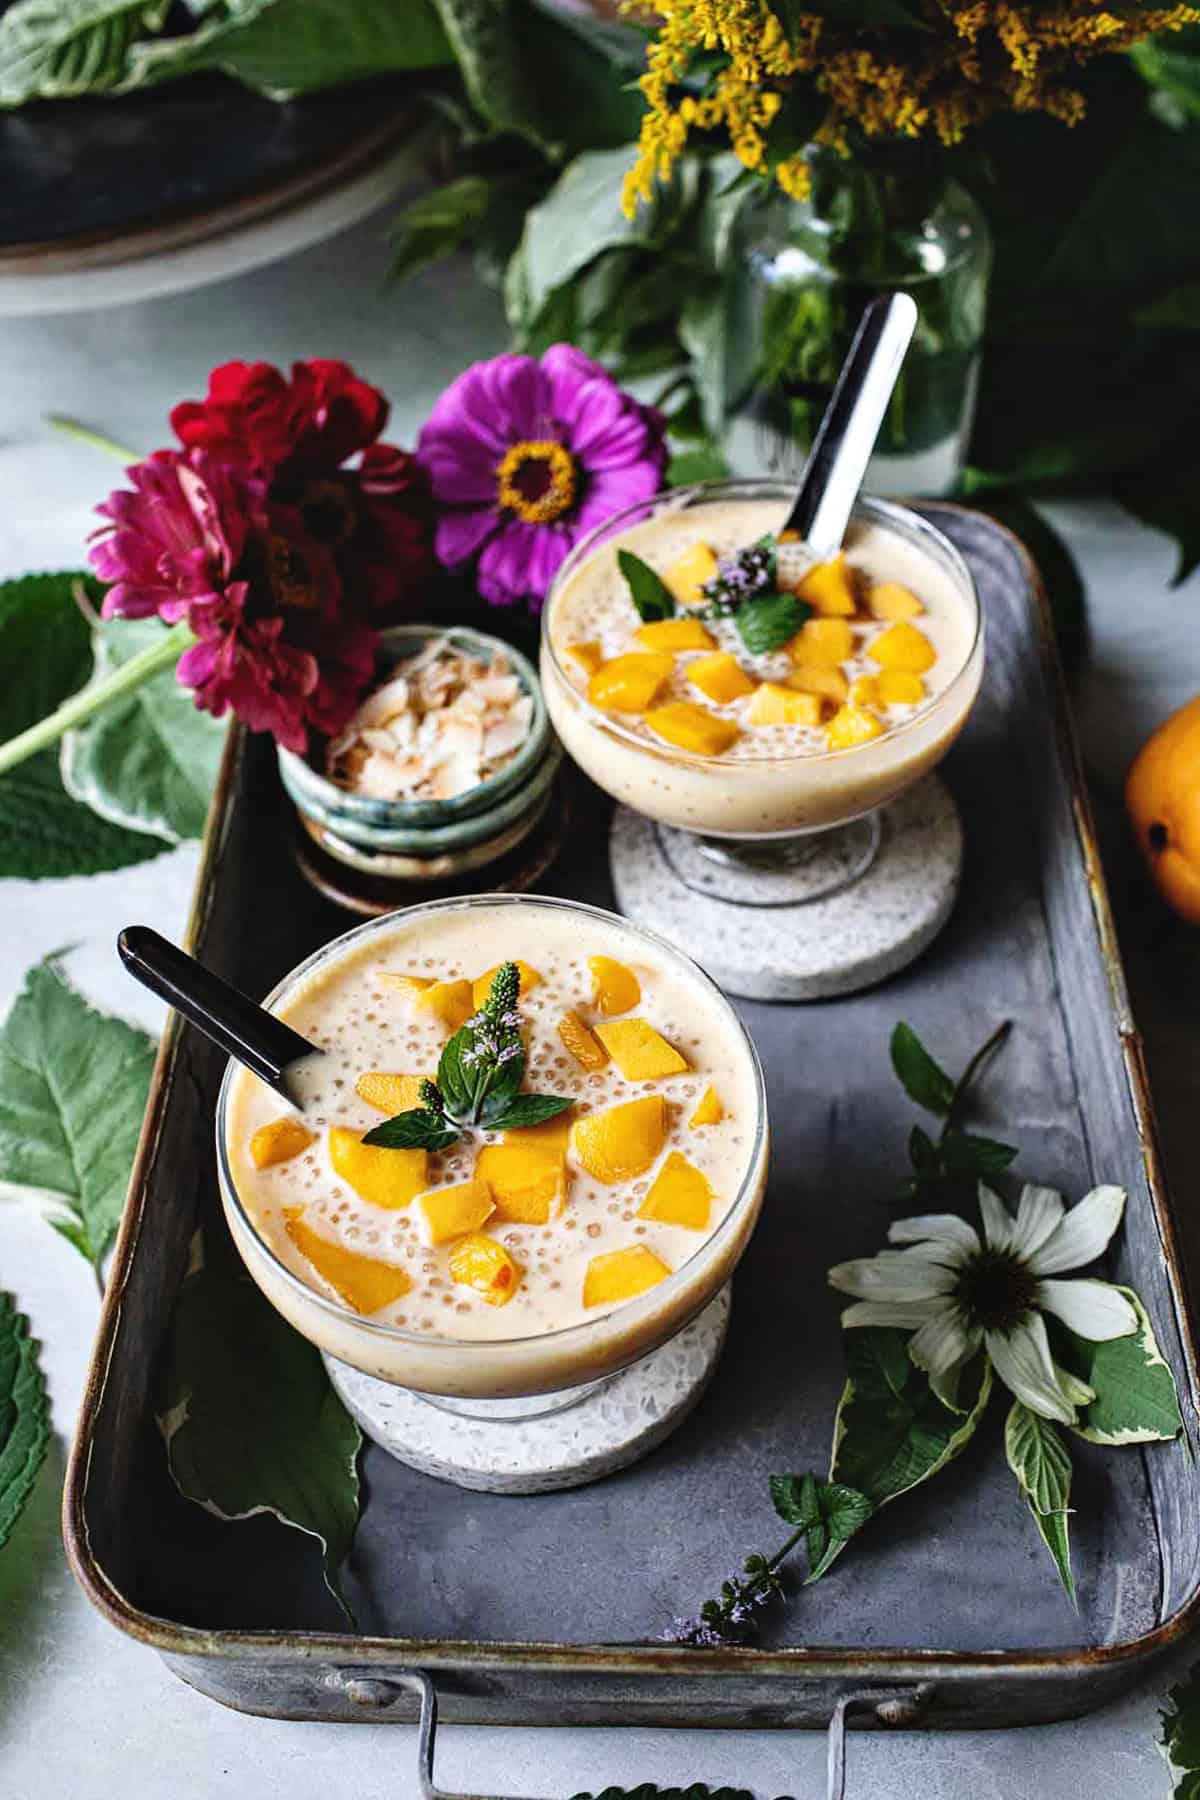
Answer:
[539,478,984,911]
[216,894,768,1429]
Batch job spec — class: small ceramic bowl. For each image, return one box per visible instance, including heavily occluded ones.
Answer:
[278,624,557,876]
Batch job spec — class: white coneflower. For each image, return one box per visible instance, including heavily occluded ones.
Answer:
[829,1184,1137,1422]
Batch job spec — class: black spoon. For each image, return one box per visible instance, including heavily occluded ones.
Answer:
[781,291,919,556]
[118,925,321,1106]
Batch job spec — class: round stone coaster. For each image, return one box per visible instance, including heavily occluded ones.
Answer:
[323,1288,730,1494]
[610,775,962,1002]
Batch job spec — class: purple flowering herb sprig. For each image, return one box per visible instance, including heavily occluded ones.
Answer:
[616,536,807,659]
[362,962,573,1153]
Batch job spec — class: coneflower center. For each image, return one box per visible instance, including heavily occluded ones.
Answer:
[954,1251,1039,1332]
[496,440,577,525]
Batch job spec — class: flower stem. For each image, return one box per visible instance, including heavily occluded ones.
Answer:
[46,414,140,463]
[0,621,193,778]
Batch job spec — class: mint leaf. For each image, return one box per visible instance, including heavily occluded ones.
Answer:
[618,548,676,623]
[0,956,157,1273]
[485,1094,574,1131]
[361,1109,460,1153]
[1161,1661,1200,1798]
[1005,1400,1076,1604]
[0,1293,50,1552]
[831,1327,992,1507]
[769,1472,873,1582]
[890,1022,956,1115]
[734,590,804,655]
[61,617,225,843]
[1057,1288,1183,1446]
[940,1131,1019,1176]
[161,1234,362,1611]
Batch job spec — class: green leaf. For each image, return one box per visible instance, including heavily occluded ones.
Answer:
[1057,1288,1183,1446]
[0,957,157,1274]
[120,0,451,98]
[361,1109,460,1153]
[1040,124,1200,308]
[734,591,804,656]
[1004,1400,1075,1604]
[0,0,168,105]
[516,0,646,155]
[60,617,225,845]
[0,1293,50,1552]
[667,440,729,487]
[909,1125,937,1173]
[436,1025,476,1120]
[769,1472,873,1582]
[485,1094,574,1131]
[889,1022,955,1116]
[160,1236,361,1608]
[429,0,548,148]
[0,573,168,879]
[831,1327,992,1507]
[940,1131,1019,1177]
[617,549,676,623]
[1161,1661,1200,1797]
[1132,25,1200,125]
[389,176,496,284]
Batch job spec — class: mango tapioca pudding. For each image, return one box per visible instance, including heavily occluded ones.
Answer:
[218,896,767,1398]
[541,485,983,836]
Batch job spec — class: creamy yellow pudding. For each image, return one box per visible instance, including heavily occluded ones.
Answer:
[541,486,983,836]
[219,897,767,1398]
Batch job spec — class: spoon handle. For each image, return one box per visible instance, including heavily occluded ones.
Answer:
[118,925,319,1101]
[782,292,919,557]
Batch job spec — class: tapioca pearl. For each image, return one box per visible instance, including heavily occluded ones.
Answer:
[345,1226,360,1242]
[420,1260,435,1274]
[394,1312,408,1326]
[440,1294,455,1307]
[420,1316,435,1330]
[428,1276,444,1290]
[364,1230,379,1247]
[455,1301,470,1315]
[586,1223,602,1239]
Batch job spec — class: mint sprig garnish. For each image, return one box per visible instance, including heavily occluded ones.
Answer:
[732,589,805,655]
[361,963,573,1153]
[617,548,676,622]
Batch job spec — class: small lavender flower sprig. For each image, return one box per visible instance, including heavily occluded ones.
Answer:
[661,1547,793,1647]
[363,961,573,1153]
[699,540,777,615]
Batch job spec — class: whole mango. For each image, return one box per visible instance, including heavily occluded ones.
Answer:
[1126,696,1200,924]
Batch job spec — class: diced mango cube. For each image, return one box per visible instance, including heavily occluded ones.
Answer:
[572,1094,667,1183]
[792,553,859,615]
[637,1151,714,1230]
[471,960,542,1012]
[645,700,740,756]
[565,640,604,676]
[328,1126,428,1210]
[826,703,885,750]
[663,542,719,608]
[415,1178,495,1246]
[689,1085,724,1128]
[450,1233,521,1306]
[868,621,936,674]
[355,1071,428,1114]
[474,1142,567,1224]
[503,1111,575,1150]
[635,617,715,652]
[249,1117,314,1169]
[877,668,926,705]
[583,1244,672,1308]
[789,617,855,668]
[850,675,880,706]
[283,1208,412,1314]
[594,1018,688,1080]
[747,683,823,728]
[419,979,475,1031]
[559,1009,610,1071]
[589,954,641,1016]
[380,972,433,998]
[868,581,924,621]
[687,651,757,705]
[786,663,848,705]
[588,652,673,713]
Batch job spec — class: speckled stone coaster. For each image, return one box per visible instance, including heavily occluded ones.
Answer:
[323,1287,730,1494]
[610,775,962,1002]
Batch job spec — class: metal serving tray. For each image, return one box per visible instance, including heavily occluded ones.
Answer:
[64,507,1200,1762]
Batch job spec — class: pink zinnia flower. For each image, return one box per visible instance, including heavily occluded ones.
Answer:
[416,345,667,611]
[89,449,265,622]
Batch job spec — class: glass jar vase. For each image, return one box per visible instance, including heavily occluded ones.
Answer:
[724,144,992,498]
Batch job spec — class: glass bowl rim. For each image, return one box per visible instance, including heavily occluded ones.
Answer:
[540,481,983,771]
[215,891,768,1357]
[278,623,549,825]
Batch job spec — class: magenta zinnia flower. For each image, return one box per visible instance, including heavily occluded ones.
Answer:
[416,345,667,611]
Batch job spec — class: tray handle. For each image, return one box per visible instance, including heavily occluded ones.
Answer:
[352,1669,932,1800]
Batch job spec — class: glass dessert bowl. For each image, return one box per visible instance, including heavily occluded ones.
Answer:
[540,479,983,898]
[216,894,768,1407]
